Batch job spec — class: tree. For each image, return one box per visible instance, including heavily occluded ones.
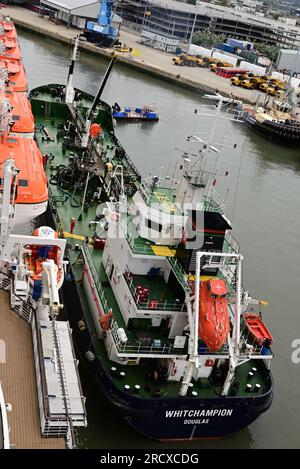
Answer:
[192,29,226,48]
[253,42,280,63]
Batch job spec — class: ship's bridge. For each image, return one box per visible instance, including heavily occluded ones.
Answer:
[131,177,188,247]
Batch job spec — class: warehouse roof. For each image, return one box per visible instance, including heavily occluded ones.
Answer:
[40,0,99,13]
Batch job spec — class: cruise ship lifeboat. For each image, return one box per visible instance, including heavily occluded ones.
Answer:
[0,37,21,59]
[0,136,48,225]
[243,313,273,346]
[0,57,27,92]
[24,227,64,289]
[0,22,17,39]
[6,91,35,135]
[198,278,230,352]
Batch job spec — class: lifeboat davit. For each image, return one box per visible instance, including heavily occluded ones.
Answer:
[199,278,230,352]
[24,227,64,289]
[0,57,27,92]
[243,313,273,346]
[0,136,48,225]
[6,91,34,135]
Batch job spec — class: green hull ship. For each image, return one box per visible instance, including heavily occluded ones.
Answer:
[29,52,274,440]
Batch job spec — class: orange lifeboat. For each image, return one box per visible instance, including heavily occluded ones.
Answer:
[199,278,230,352]
[0,57,28,92]
[24,227,64,289]
[5,91,34,134]
[243,313,273,346]
[0,20,17,39]
[0,37,21,59]
[0,136,48,225]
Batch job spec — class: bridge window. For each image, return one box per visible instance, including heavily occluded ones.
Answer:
[145,218,162,233]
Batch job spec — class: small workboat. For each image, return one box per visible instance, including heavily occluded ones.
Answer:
[113,104,159,122]
[24,226,64,290]
[243,313,273,346]
[198,278,230,351]
[243,91,300,148]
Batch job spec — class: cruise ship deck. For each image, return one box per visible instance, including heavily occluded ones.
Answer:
[0,290,65,449]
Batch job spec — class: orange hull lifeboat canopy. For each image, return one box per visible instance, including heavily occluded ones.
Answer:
[25,227,64,289]
[0,136,48,206]
[6,91,35,134]
[0,57,28,92]
[199,279,230,352]
[0,38,21,59]
[243,313,273,346]
[0,21,17,39]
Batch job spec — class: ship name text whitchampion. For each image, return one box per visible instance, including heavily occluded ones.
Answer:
[166,409,234,418]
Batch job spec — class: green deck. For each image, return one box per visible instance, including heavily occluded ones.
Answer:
[73,258,270,399]
[126,273,185,311]
[149,187,180,215]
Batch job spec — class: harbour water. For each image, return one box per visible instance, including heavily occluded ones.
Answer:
[19,29,300,449]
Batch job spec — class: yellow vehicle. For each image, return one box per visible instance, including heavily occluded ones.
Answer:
[241,77,257,89]
[231,74,248,86]
[197,57,211,67]
[113,43,133,53]
[259,82,271,92]
[269,78,285,89]
[173,54,203,66]
[265,86,276,96]
[210,61,232,71]
[252,76,268,86]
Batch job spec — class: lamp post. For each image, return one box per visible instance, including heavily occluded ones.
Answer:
[141,0,149,30]
[188,1,201,51]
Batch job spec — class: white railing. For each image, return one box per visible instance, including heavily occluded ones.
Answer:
[224,231,240,254]
[126,231,157,255]
[126,276,185,311]
[13,301,34,325]
[167,256,191,292]
[205,187,226,213]
[81,243,109,312]
[110,320,186,356]
[139,177,179,205]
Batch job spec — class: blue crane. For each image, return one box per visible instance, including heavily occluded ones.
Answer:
[85,0,119,47]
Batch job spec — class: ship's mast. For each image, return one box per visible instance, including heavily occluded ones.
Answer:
[176,93,243,210]
[65,35,81,104]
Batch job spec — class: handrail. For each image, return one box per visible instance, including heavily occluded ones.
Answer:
[224,231,240,254]
[109,320,186,356]
[203,187,225,213]
[123,271,185,311]
[125,274,185,311]
[33,313,77,449]
[167,256,191,292]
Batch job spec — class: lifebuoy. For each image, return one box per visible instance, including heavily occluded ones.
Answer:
[111,212,120,222]
[205,359,214,367]
[170,362,177,376]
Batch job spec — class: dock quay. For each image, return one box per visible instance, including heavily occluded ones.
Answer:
[2,5,262,105]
